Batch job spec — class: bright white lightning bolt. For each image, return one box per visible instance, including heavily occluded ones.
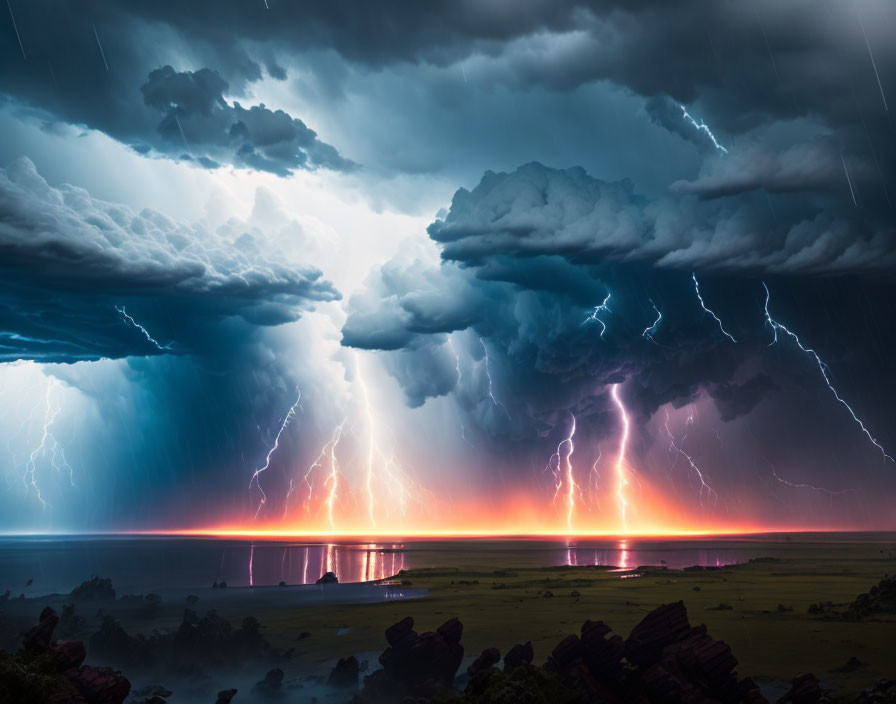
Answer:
[544,413,579,531]
[663,409,717,505]
[249,389,301,518]
[23,378,73,508]
[115,306,170,352]
[762,283,893,462]
[479,338,511,420]
[680,104,728,154]
[642,299,663,344]
[355,351,377,526]
[583,292,612,338]
[692,274,737,343]
[324,423,344,529]
[295,420,346,517]
[610,384,630,529]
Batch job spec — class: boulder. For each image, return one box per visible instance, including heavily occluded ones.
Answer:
[328,655,360,688]
[316,571,339,584]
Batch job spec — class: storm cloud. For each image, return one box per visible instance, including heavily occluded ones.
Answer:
[0,156,339,362]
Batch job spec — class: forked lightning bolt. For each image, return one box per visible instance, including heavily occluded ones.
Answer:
[115,306,171,351]
[249,389,301,518]
[583,292,612,338]
[680,104,728,154]
[544,413,579,531]
[762,283,892,462]
[480,338,511,420]
[663,409,717,505]
[23,378,73,508]
[642,300,663,344]
[692,274,737,342]
[610,384,630,529]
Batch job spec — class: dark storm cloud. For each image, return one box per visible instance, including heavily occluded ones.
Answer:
[708,374,778,422]
[0,157,339,363]
[140,66,355,176]
[3,1,894,194]
[0,4,353,175]
[341,162,896,459]
[427,163,895,274]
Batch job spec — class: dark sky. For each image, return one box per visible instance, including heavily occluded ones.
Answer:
[0,0,894,532]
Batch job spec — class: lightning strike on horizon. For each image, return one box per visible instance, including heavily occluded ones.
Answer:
[23,379,73,508]
[92,24,109,71]
[663,409,718,505]
[610,383,631,529]
[324,422,344,529]
[115,306,170,352]
[355,351,378,526]
[479,338,511,420]
[6,0,25,60]
[642,299,663,343]
[680,104,728,154]
[762,283,893,462]
[583,292,612,338]
[692,274,737,342]
[249,389,301,519]
[544,413,579,531]
[295,420,346,517]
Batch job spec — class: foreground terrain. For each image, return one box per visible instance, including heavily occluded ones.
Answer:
[0,536,893,702]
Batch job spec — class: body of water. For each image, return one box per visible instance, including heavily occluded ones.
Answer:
[0,532,891,595]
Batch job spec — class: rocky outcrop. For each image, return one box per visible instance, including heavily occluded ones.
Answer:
[776,673,832,704]
[316,571,339,584]
[360,616,465,700]
[467,647,500,677]
[0,607,130,703]
[70,577,116,602]
[328,655,360,688]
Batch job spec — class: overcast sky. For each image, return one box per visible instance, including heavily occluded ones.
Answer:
[1,0,894,533]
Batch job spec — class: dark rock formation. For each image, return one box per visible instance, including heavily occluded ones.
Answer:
[328,655,360,688]
[70,577,116,602]
[503,641,534,672]
[855,678,896,704]
[776,673,831,704]
[467,647,500,677]
[252,667,284,697]
[316,571,339,584]
[849,576,896,617]
[0,607,130,703]
[215,689,238,704]
[361,616,464,700]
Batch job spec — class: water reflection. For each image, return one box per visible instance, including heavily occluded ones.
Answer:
[559,538,744,570]
[238,542,408,587]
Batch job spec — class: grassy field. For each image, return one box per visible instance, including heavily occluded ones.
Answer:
[247,539,896,699]
[2,537,893,700]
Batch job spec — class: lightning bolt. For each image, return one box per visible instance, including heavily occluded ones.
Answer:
[642,299,663,344]
[762,283,892,462]
[544,413,579,531]
[480,338,511,420]
[23,378,73,508]
[610,383,630,530]
[767,460,852,498]
[663,408,717,505]
[446,337,474,446]
[295,420,346,519]
[249,389,301,518]
[583,292,612,338]
[115,306,171,352]
[680,104,728,154]
[324,422,344,529]
[356,351,378,526]
[692,274,737,342]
